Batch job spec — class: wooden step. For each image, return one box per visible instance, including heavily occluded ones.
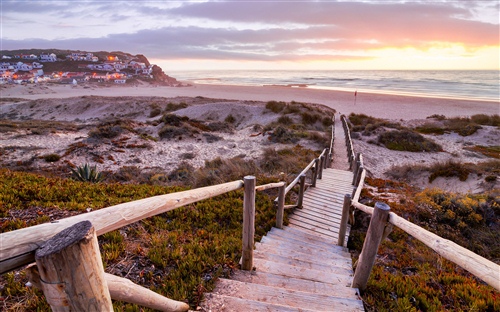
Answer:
[292,210,342,226]
[285,223,337,241]
[209,279,364,312]
[230,270,361,299]
[269,227,347,251]
[293,207,342,223]
[252,257,353,285]
[201,293,318,312]
[288,215,340,233]
[265,229,347,253]
[253,250,353,274]
[286,222,338,240]
[271,226,338,245]
[258,236,349,258]
[254,242,351,264]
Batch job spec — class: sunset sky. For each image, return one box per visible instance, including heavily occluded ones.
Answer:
[1,0,499,71]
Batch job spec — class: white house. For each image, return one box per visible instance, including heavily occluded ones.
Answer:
[40,53,57,62]
[16,62,33,71]
[32,62,43,69]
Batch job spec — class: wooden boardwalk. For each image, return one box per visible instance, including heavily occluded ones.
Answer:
[200,116,365,311]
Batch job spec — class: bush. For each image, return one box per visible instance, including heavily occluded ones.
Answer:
[224,114,236,124]
[269,126,299,144]
[88,120,133,139]
[415,123,446,135]
[471,114,500,127]
[149,107,162,118]
[165,102,188,112]
[378,130,442,152]
[445,117,481,136]
[265,101,286,113]
[277,115,293,125]
[158,125,190,140]
[43,154,61,163]
[301,112,320,125]
[428,160,471,182]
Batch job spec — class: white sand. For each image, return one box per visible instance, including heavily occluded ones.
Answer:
[1,82,498,193]
[1,82,498,120]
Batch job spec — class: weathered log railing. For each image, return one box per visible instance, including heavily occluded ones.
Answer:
[338,114,500,292]
[0,177,291,311]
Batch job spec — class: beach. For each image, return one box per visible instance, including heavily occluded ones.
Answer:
[1,82,498,120]
[1,82,498,193]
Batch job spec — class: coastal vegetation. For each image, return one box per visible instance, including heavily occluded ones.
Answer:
[1,100,498,311]
[350,177,499,311]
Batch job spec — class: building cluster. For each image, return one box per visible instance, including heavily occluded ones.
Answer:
[0,51,154,84]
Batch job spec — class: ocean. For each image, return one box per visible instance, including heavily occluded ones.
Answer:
[170,70,500,102]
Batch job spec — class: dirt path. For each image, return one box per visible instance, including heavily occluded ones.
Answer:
[331,114,351,171]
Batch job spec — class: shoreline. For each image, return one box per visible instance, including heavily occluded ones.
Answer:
[1,82,498,120]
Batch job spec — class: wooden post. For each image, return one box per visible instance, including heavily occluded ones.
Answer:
[355,166,364,188]
[35,220,113,311]
[297,174,306,209]
[241,176,256,271]
[352,202,390,291]
[27,265,189,312]
[276,182,286,229]
[338,194,352,247]
[311,158,319,187]
[318,155,325,179]
[352,160,361,185]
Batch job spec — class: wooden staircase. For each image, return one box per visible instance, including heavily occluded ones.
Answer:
[200,170,364,311]
[200,114,364,311]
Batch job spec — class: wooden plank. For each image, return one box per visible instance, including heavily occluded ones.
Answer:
[269,228,346,252]
[254,242,351,264]
[252,258,354,286]
[275,227,338,246]
[263,232,348,256]
[288,215,341,233]
[290,211,342,228]
[230,270,361,299]
[287,218,339,238]
[212,279,364,311]
[294,208,342,222]
[285,224,338,241]
[259,236,345,257]
[253,250,353,274]
[201,293,318,312]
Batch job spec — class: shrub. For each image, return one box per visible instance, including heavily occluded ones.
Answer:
[415,123,446,135]
[43,153,61,163]
[88,120,132,139]
[265,101,286,113]
[301,112,320,125]
[471,114,500,127]
[269,126,299,144]
[445,117,481,136]
[70,163,104,183]
[158,125,190,140]
[428,160,471,182]
[427,114,446,120]
[378,130,442,152]
[165,102,188,112]
[207,121,232,133]
[224,114,236,124]
[149,106,162,118]
[203,133,222,143]
[162,114,188,126]
[277,115,293,125]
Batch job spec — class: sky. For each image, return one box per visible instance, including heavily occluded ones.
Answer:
[1,0,499,71]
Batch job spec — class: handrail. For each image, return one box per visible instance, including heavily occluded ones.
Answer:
[350,201,500,291]
[338,114,500,292]
[0,180,245,274]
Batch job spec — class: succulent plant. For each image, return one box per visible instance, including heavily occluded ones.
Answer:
[71,163,104,183]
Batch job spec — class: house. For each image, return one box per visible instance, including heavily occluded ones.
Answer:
[21,54,37,60]
[0,62,15,71]
[113,62,127,71]
[114,79,127,84]
[40,53,57,62]
[32,62,43,69]
[16,62,33,71]
[30,69,44,77]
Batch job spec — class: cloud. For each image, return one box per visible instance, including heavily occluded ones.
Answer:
[1,0,498,66]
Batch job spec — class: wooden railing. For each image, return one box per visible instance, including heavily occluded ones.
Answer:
[338,114,500,292]
[0,114,337,311]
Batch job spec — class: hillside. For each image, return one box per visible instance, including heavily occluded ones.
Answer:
[0,49,182,86]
